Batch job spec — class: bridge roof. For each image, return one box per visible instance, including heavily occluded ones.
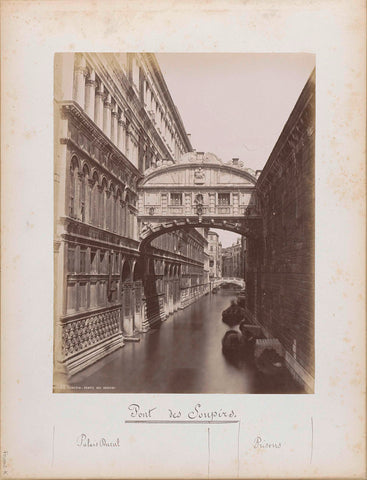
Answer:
[140,151,259,187]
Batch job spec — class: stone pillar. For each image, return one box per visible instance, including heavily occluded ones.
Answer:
[53,239,68,386]
[185,192,192,215]
[209,193,216,214]
[122,283,134,336]
[97,185,103,228]
[76,171,83,221]
[169,281,174,314]
[134,281,143,332]
[124,123,130,158]
[161,193,168,214]
[164,279,170,316]
[103,93,112,138]
[85,69,96,119]
[174,278,180,311]
[119,199,125,235]
[125,205,129,238]
[233,193,239,215]
[117,115,125,152]
[111,104,118,145]
[105,189,111,230]
[87,178,94,224]
[74,54,87,109]
[94,82,104,129]
[133,213,138,240]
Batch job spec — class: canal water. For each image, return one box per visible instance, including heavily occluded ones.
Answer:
[66,290,304,394]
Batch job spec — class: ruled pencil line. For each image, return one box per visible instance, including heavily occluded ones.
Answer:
[125,420,240,424]
[207,427,210,478]
[310,416,314,464]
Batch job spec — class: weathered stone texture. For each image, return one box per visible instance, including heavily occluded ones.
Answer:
[246,69,315,383]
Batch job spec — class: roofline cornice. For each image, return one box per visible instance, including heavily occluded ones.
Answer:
[143,53,193,152]
[257,68,315,189]
[139,163,258,186]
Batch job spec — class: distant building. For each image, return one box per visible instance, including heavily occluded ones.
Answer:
[207,231,222,279]
[221,237,245,278]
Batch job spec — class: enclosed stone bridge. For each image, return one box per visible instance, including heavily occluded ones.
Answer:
[137,151,262,250]
[213,277,245,289]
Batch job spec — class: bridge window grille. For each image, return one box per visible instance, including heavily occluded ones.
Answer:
[170,193,182,205]
[218,193,230,206]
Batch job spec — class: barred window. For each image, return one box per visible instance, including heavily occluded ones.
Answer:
[218,193,230,206]
[170,193,182,205]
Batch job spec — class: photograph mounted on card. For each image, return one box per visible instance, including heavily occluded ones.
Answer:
[54,52,315,395]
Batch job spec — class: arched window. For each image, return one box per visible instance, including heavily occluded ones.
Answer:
[91,172,99,225]
[119,191,125,236]
[116,189,122,234]
[80,164,89,223]
[125,192,130,237]
[100,178,108,229]
[69,156,79,218]
[110,184,116,232]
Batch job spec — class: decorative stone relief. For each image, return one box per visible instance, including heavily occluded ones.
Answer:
[194,167,205,184]
[62,308,121,358]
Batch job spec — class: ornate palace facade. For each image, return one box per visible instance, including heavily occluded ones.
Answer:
[54,53,208,381]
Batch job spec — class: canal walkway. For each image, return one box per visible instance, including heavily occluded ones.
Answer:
[65,291,304,394]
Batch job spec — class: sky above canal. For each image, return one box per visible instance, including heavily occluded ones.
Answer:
[156,53,315,247]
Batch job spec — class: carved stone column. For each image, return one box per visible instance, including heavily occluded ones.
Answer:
[117,116,125,152]
[125,122,130,157]
[74,54,87,109]
[122,282,134,336]
[103,93,112,138]
[119,199,126,236]
[87,178,94,224]
[85,69,96,119]
[105,188,111,230]
[76,171,83,221]
[111,104,118,145]
[53,240,68,387]
[94,82,104,129]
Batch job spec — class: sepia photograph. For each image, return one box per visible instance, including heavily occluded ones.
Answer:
[2,0,365,478]
[54,52,315,394]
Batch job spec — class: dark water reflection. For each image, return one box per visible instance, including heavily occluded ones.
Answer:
[65,290,304,393]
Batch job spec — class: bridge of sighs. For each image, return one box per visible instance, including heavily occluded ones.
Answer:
[137,151,262,248]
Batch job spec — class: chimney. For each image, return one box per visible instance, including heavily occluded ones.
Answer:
[232,158,239,166]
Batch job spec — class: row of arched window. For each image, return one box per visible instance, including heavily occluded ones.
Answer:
[69,155,137,239]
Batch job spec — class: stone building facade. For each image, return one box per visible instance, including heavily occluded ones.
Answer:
[221,237,245,278]
[208,231,222,280]
[245,69,315,392]
[54,53,207,381]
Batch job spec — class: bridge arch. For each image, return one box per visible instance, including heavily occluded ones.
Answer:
[138,218,261,252]
[214,278,246,288]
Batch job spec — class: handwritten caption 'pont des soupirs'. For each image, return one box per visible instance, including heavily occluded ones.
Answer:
[127,403,237,422]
